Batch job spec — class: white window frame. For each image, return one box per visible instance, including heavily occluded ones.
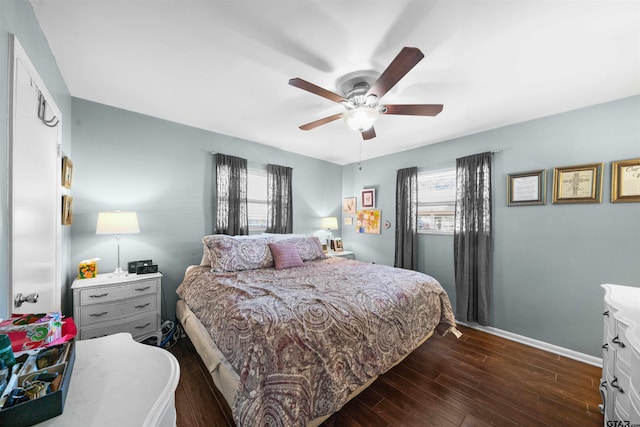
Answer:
[247,167,268,234]
[417,167,456,235]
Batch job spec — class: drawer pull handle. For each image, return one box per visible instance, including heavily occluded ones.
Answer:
[134,286,151,292]
[134,303,150,309]
[611,377,624,394]
[603,310,609,317]
[89,293,109,298]
[89,312,109,317]
[612,335,626,348]
[134,322,151,330]
[602,343,608,350]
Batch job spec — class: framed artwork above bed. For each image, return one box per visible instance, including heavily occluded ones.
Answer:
[361,189,375,208]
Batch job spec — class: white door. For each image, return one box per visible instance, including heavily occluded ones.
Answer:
[9,35,62,315]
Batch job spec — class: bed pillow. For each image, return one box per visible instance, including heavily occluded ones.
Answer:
[278,236,327,261]
[268,242,304,270]
[203,235,274,272]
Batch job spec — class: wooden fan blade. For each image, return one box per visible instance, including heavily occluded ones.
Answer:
[361,127,376,140]
[289,78,347,104]
[366,47,424,99]
[383,104,443,116]
[299,113,343,131]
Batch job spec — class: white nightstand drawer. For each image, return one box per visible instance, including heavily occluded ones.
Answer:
[80,294,158,326]
[79,279,158,305]
[80,313,159,340]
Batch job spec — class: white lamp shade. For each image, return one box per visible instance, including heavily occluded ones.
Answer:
[320,216,339,230]
[96,211,140,235]
[343,106,379,132]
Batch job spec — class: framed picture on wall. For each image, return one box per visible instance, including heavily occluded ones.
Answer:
[611,158,640,202]
[62,156,73,189]
[356,209,381,234]
[62,195,73,225]
[361,189,375,208]
[507,169,546,206]
[552,163,603,204]
[344,217,353,226]
[343,197,357,214]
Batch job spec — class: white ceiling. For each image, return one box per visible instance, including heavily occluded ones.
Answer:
[29,0,640,165]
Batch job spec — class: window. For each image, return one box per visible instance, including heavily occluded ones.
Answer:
[418,168,456,234]
[247,167,268,233]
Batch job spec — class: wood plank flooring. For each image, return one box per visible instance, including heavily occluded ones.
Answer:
[168,324,603,426]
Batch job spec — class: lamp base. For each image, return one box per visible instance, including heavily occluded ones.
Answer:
[112,267,128,276]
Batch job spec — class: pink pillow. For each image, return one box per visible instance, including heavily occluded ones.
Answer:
[269,242,304,270]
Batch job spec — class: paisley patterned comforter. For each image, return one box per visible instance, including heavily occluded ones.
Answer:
[176,257,456,426]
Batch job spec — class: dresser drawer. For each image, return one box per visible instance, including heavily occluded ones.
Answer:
[79,279,158,305]
[80,294,158,326]
[80,313,159,340]
[604,302,616,338]
[615,320,632,367]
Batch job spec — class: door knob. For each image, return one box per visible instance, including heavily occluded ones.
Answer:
[14,293,39,308]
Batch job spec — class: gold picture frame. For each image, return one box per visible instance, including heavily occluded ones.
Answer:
[507,169,546,206]
[62,156,73,189]
[552,163,603,204]
[62,195,73,225]
[611,158,640,203]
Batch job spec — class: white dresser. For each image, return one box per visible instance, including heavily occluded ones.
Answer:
[72,273,163,344]
[600,284,640,424]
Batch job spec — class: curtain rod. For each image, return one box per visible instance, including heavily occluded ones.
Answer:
[415,149,501,171]
[211,152,284,169]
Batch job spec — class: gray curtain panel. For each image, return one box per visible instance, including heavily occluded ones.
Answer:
[214,153,249,235]
[394,167,418,270]
[266,164,293,234]
[454,152,492,325]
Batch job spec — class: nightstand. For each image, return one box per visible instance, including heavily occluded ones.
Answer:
[329,250,355,260]
[72,272,162,345]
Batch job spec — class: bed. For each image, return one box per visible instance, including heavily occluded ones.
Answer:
[176,234,458,426]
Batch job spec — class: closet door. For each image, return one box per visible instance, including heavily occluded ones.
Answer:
[9,35,62,315]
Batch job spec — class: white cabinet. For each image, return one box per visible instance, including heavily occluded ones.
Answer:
[600,284,640,424]
[72,273,162,344]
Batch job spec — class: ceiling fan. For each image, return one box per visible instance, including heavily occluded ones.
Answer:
[289,47,443,140]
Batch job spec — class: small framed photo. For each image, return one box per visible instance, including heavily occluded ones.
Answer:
[507,169,546,206]
[552,163,603,204]
[62,156,73,189]
[344,217,353,225]
[361,189,375,208]
[611,158,640,203]
[331,238,343,252]
[62,195,73,225]
[343,197,357,214]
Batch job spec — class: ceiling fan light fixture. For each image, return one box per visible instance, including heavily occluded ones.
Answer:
[343,106,379,132]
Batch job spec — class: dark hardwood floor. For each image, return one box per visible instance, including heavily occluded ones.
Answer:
[168,324,603,426]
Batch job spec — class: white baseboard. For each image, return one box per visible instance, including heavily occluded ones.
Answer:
[456,321,602,368]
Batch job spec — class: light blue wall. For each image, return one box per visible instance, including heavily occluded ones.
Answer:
[70,98,343,322]
[0,1,73,319]
[342,95,640,357]
[2,1,638,359]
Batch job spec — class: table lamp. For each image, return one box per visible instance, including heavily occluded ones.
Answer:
[320,216,338,248]
[96,211,140,275]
